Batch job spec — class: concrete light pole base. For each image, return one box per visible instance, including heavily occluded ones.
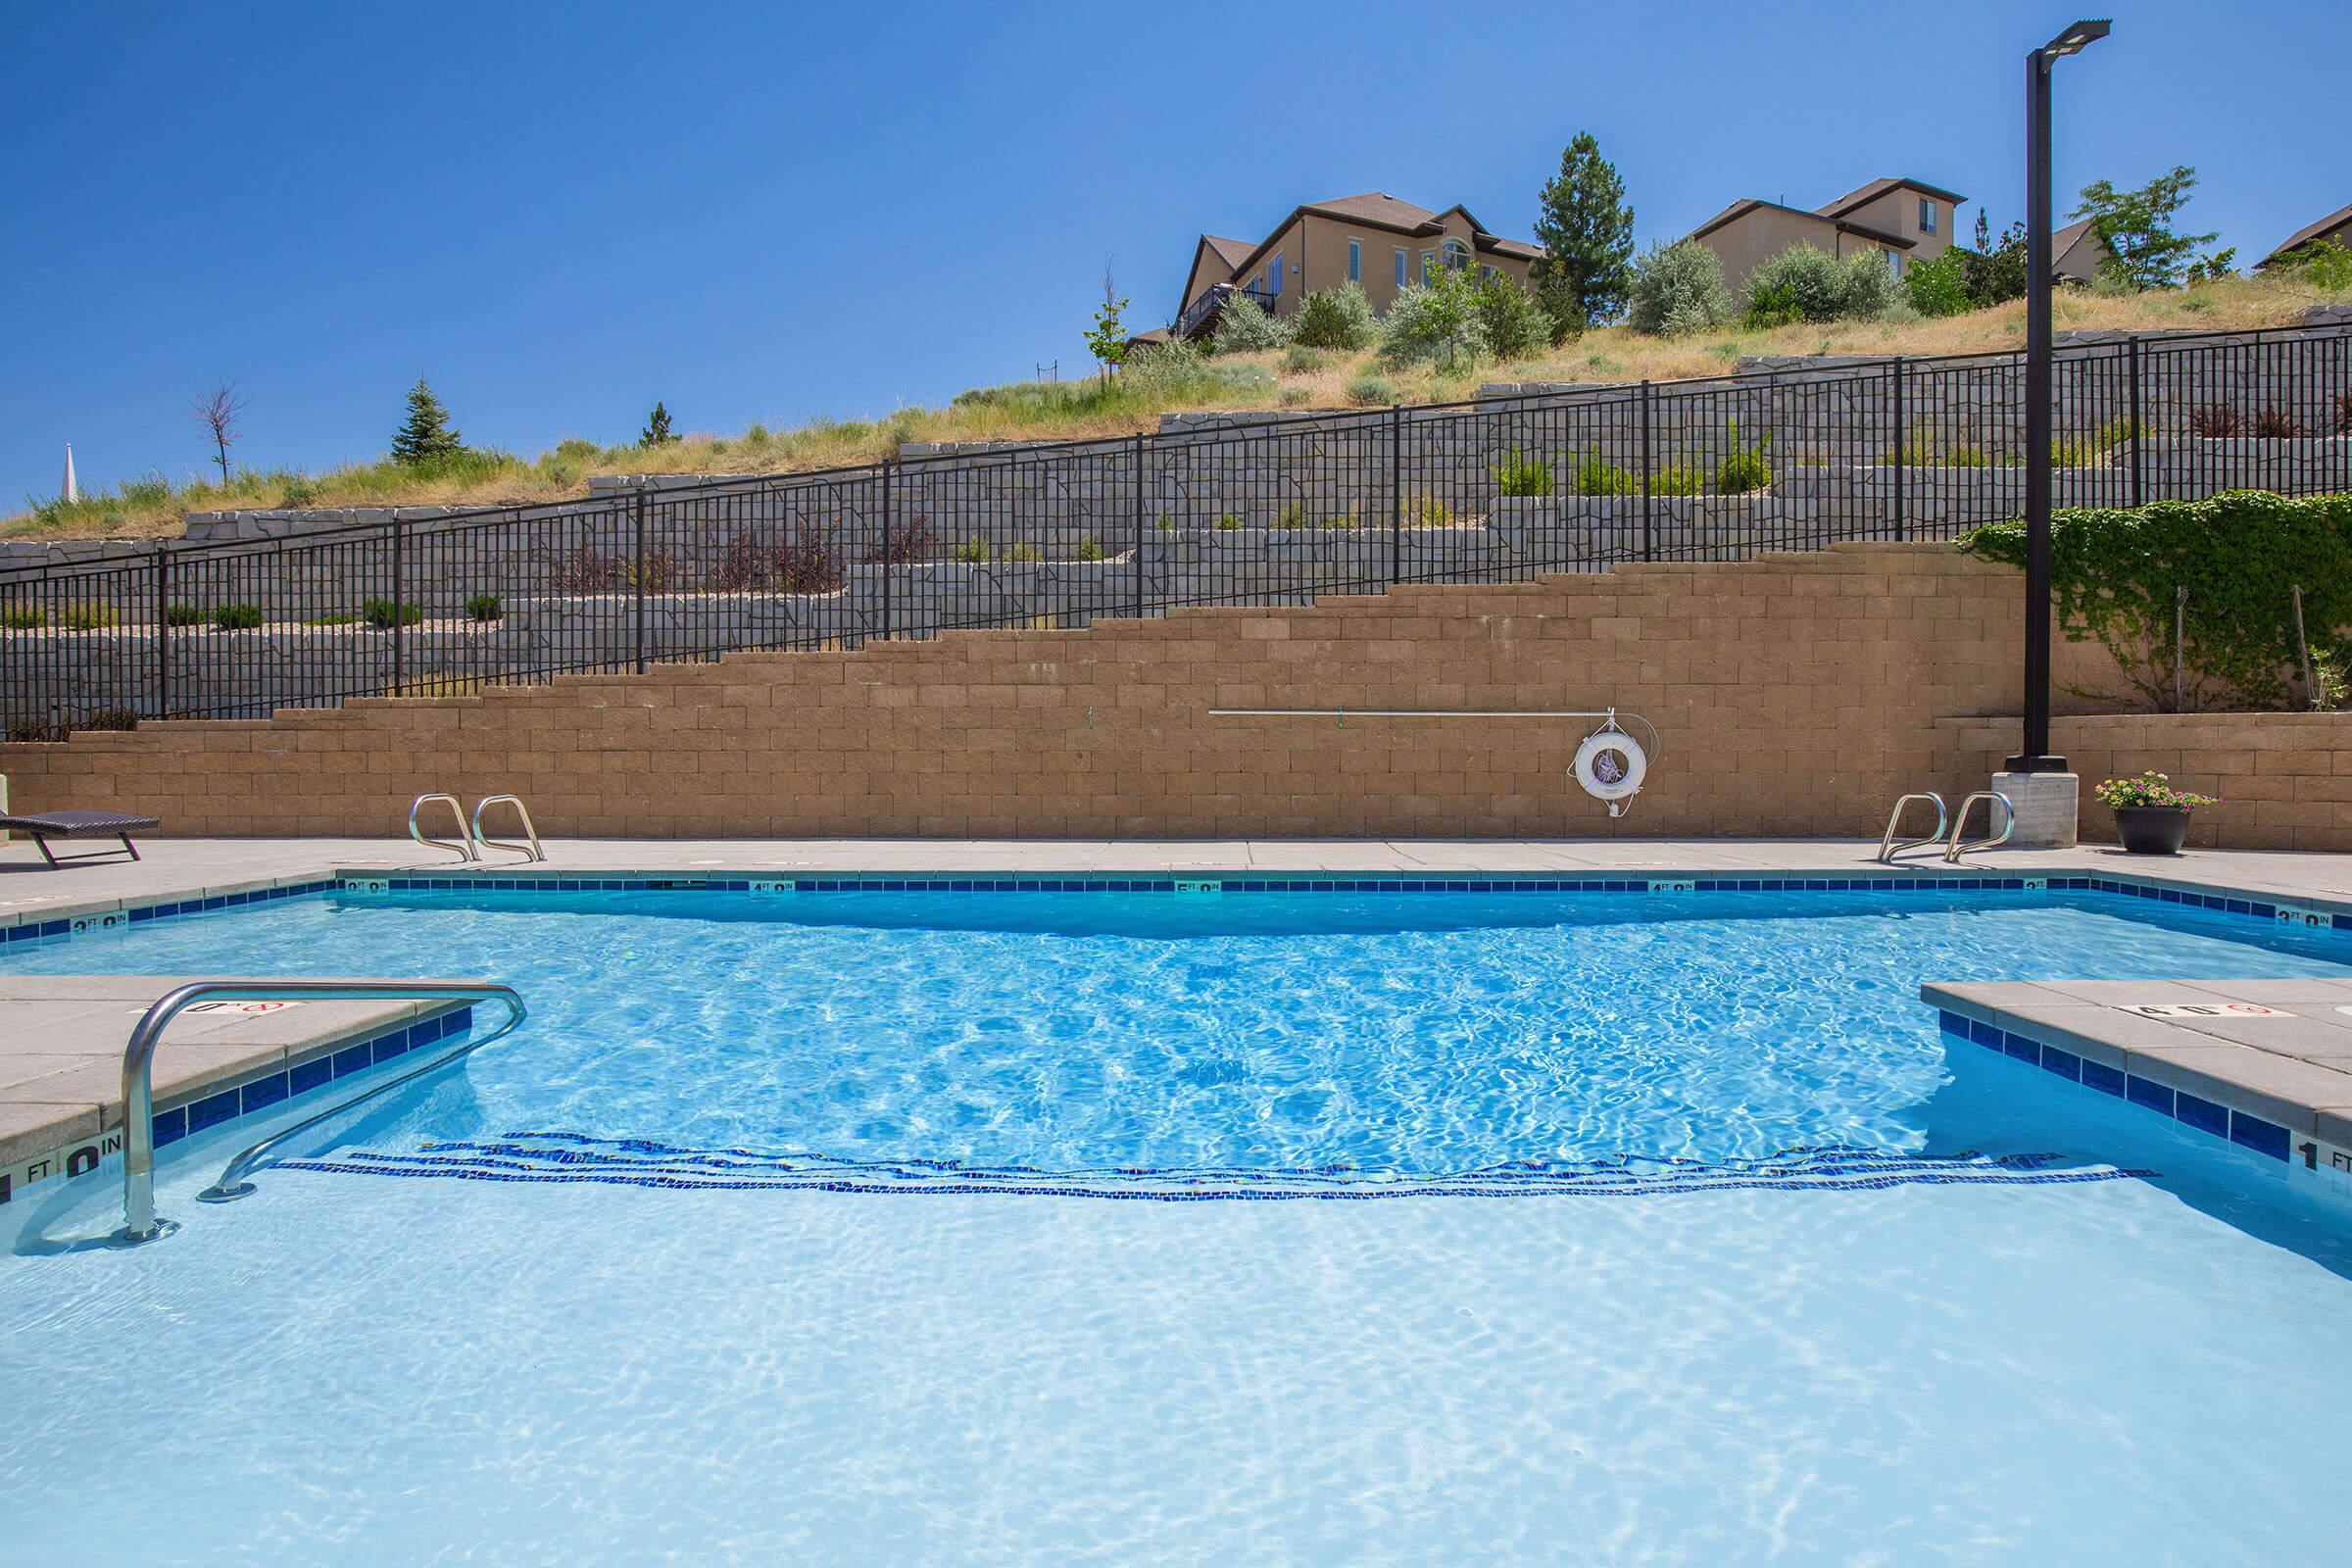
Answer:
[1992,770,2079,849]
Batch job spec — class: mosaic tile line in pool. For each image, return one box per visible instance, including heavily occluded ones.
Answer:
[1937,1010,2297,1164]
[1,868,2340,952]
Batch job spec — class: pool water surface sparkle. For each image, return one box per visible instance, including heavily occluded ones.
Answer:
[4,885,2350,1564]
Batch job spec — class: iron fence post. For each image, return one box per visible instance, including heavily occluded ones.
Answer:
[880,460,894,642]
[2128,336,2145,509]
[1890,357,1906,542]
[1639,380,1654,563]
[152,548,170,719]
[632,483,649,674]
[1389,405,1402,583]
[389,520,407,696]
[1131,432,1146,619]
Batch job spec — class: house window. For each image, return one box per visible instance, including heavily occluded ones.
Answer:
[1886,248,1902,276]
[1269,251,1284,296]
[1442,238,1471,271]
[1395,247,1407,287]
[1348,239,1361,282]
[1919,198,1936,235]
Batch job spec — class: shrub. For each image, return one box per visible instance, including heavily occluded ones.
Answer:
[1003,543,1041,564]
[2189,405,2241,438]
[1938,446,1989,468]
[1291,282,1378,350]
[1715,423,1774,493]
[1573,454,1636,496]
[279,476,319,507]
[1210,291,1291,353]
[1279,386,1312,407]
[2277,238,2352,297]
[1902,248,1974,318]
[213,604,264,631]
[465,593,503,622]
[1409,494,1454,528]
[1650,464,1704,496]
[711,536,840,592]
[163,604,207,627]
[624,549,681,593]
[58,603,117,630]
[2251,408,2305,439]
[546,547,621,594]
[2338,390,2352,437]
[1319,512,1358,530]
[1474,274,1551,360]
[1743,245,1846,326]
[1075,538,1104,562]
[81,707,139,732]
[2093,770,2218,809]
[1492,447,1554,497]
[1627,240,1734,335]
[1276,502,1308,529]
[1345,373,1397,405]
[1213,513,1243,531]
[1379,269,1491,371]
[1,606,45,628]
[952,539,988,563]
[1837,248,1902,320]
[1281,345,1323,374]
[361,598,422,629]
[866,517,937,565]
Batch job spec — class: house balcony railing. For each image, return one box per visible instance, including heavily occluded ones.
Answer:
[1176,282,1279,339]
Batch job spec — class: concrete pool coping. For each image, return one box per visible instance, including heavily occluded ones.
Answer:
[10,834,2352,1206]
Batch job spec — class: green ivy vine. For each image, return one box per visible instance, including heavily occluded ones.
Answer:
[1958,490,2352,711]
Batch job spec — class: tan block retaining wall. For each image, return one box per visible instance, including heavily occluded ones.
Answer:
[4,541,2341,843]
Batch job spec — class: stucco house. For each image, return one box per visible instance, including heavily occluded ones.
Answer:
[1173,193,1542,339]
[1686,177,1966,293]
[2049,217,2109,284]
[2255,202,2352,270]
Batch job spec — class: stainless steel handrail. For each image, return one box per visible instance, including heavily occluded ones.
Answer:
[1877,792,1947,862]
[1943,791,2016,863]
[116,978,526,1245]
[470,794,545,863]
[409,793,476,862]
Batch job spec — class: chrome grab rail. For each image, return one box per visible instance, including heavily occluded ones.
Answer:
[409,793,476,862]
[117,978,526,1245]
[470,794,545,863]
[1877,792,1947,862]
[1944,791,2016,863]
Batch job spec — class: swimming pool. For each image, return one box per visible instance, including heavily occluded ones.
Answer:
[4,882,2350,1564]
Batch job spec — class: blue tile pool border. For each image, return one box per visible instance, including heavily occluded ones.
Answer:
[1,867,2343,952]
[1936,1007,2298,1165]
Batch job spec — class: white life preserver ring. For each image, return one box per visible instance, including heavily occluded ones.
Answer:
[1573,726,1647,803]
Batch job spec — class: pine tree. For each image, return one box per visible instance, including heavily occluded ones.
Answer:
[1528,132,1637,341]
[641,401,677,445]
[390,378,464,466]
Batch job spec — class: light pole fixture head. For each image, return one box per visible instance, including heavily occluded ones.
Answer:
[2042,18,2111,56]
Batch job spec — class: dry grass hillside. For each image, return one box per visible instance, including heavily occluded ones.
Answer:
[9,273,2332,543]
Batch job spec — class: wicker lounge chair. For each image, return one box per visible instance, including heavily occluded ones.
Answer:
[1,810,161,865]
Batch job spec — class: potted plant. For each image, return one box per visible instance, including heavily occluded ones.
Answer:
[2092,770,2218,855]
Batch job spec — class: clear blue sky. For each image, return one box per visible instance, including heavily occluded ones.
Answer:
[4,0,2344,506]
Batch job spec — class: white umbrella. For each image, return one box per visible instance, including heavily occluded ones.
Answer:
[62,443,77,504]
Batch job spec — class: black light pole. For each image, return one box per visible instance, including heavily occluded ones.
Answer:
[2008,18,2109,772]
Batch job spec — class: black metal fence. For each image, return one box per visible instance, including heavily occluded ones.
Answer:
[5,323,2348,736]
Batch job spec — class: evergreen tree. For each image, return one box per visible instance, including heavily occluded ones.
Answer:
[1528,132,1636,340]
[641,401,677,445]
[390,378,464,466]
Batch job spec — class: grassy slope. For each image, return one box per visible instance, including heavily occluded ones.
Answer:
[9,274,2331,543]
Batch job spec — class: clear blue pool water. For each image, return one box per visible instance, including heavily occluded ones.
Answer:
[4,886,2351,1564]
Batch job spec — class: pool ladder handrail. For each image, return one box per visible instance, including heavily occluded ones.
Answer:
[471,794,545,863]
[1876,792,1947,862]
[409,793,476,862]
[1943,791,2016,863]
[116,978,527,1246]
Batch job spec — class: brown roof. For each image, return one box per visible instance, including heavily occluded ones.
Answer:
[1213,192,1543,288]
[1298,192,1445,229]
[1687,197,1914,250]
[1200,234,1254,270]
[1815,176,1969,218]
[2258,202,2352,268]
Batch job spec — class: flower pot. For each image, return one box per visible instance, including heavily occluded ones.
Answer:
[2113,805,2192,856]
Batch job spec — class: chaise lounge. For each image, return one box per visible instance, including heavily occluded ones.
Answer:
[1,810,162,866]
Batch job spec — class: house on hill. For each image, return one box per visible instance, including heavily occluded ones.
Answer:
[1172,193,1542,340]
[2255,202,2352,270]
[1686,177,1965,292]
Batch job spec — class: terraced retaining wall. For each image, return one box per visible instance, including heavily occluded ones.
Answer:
[8,541,2276,843]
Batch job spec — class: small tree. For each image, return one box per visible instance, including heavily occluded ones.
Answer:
[390,378,464,466]
[1473,272,1550,360]
[1292,282,1378,350]
[187,380,249,485]
[2073,166,2218,291]
[1903,248,1973,318]
[1528,130,1636,340]
[641,402,677,445]
[1210,289,1292,354]
[1083,261,1131,374]
[1379,258,1491,371]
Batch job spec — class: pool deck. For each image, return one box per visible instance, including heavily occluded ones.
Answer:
[11,834,2352,1204]
[1923,978,2352,1163]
